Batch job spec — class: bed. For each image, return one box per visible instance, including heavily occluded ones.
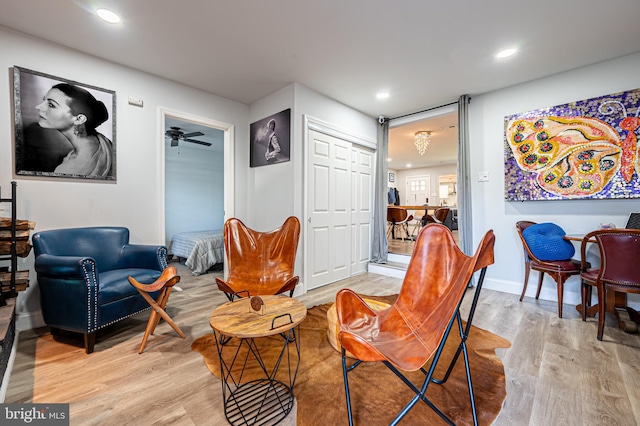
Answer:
[170,230,224,275]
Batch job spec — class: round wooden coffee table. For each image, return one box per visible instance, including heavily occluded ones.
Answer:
[210,295,307,425]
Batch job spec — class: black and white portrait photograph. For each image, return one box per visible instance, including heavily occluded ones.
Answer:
[250,108,291,167]
[13,66,116,180]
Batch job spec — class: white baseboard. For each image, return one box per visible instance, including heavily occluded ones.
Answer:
[0,329,19,402]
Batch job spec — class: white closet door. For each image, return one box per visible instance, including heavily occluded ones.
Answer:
[307,130,352,289]
[351,145,374,275]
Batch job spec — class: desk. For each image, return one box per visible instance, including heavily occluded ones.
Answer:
[566,233,639,333]
[210,295,307,425]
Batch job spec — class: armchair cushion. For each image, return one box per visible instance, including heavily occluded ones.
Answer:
[522,222,575,261]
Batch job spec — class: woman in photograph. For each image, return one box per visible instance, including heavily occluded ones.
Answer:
[35,83,113,177]
[264,118,281,163]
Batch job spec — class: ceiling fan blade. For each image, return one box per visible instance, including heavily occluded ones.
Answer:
[182,131,204,138]
[184,138,211,146]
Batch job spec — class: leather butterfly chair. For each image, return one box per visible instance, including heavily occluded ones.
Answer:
[336,225,494,425]
[215,216,301,301]
[386,206,413,241]
[516,221,582,318]
[585,229,640,340]
[428,227,495,425]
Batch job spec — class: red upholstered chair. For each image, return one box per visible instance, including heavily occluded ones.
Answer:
[336,224,495,425]
[587,229,640,340]
[215,216,300,301]
[516,221,582,318]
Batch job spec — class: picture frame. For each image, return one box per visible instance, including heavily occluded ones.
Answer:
[389,172,395,183]
[504,87,640,201]
[250,108,291,167]
[13,66,117,181]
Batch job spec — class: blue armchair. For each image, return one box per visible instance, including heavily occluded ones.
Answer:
[32,226,168,353]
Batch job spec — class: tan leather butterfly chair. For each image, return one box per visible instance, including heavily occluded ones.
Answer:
[215,216,300,301]
[336,224,495,425]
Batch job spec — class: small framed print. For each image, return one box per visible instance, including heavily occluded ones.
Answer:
[389,172,395,183]
[250,108,291,167]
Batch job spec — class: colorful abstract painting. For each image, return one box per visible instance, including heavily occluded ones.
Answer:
[504,88,640,201]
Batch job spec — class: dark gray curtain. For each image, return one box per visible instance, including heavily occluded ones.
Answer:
[457,94,473,256]
[371,118,389,263]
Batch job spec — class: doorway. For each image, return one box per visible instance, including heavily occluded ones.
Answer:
[159,108,235,252]
[387,105,459,255]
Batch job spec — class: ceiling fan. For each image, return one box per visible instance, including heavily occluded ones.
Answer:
[165,126,211,147]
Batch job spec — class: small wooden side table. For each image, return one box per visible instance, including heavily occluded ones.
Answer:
[210,295,307,425]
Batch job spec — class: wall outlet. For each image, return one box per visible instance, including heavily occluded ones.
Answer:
[478,171,489,182]
[128,96,143,107]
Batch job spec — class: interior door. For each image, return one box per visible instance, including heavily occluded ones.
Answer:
[307,130,352,289]
[351,145,374,275]
[406,175,430,205]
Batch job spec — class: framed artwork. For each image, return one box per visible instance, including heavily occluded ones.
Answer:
[13,66,116,180]
[250,108,291,167]
[389,172,395,183]
[504,87,640,201]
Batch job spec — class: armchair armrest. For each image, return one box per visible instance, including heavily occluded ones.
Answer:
[119,244,167,270]
[35,254,97,279]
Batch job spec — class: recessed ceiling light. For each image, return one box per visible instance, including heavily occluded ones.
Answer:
[496,48,517,59]
[376,92,390,100]
[406,164,412,168]
[96,8,121,24]
[387,158,391,162]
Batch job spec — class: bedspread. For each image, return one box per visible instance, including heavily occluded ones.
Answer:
[170,230,224,275]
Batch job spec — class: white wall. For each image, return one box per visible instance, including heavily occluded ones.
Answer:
[164,142,225,247]
[0,26,250,329]
[247,83,377,294]
[397,164,457,206]
[469,52,640,308]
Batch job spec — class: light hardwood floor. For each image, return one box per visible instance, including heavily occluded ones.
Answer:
[5,264,640,425]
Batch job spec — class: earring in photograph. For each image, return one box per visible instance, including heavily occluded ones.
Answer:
[73,125,79,136]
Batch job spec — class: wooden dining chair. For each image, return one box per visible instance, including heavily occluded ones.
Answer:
[128,265,185,353]
[579,230,600,321]
[515,221,582,318]
[386,206,413,241]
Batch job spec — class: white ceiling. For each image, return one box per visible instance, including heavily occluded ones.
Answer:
[3,0,639,169]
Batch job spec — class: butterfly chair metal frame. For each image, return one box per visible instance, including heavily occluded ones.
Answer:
[128,265,185,354]
[337,225,494,426]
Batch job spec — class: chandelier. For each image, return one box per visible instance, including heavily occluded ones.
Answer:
[414,131,431,156]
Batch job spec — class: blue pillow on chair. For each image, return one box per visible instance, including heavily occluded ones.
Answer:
[522,222,575,261]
